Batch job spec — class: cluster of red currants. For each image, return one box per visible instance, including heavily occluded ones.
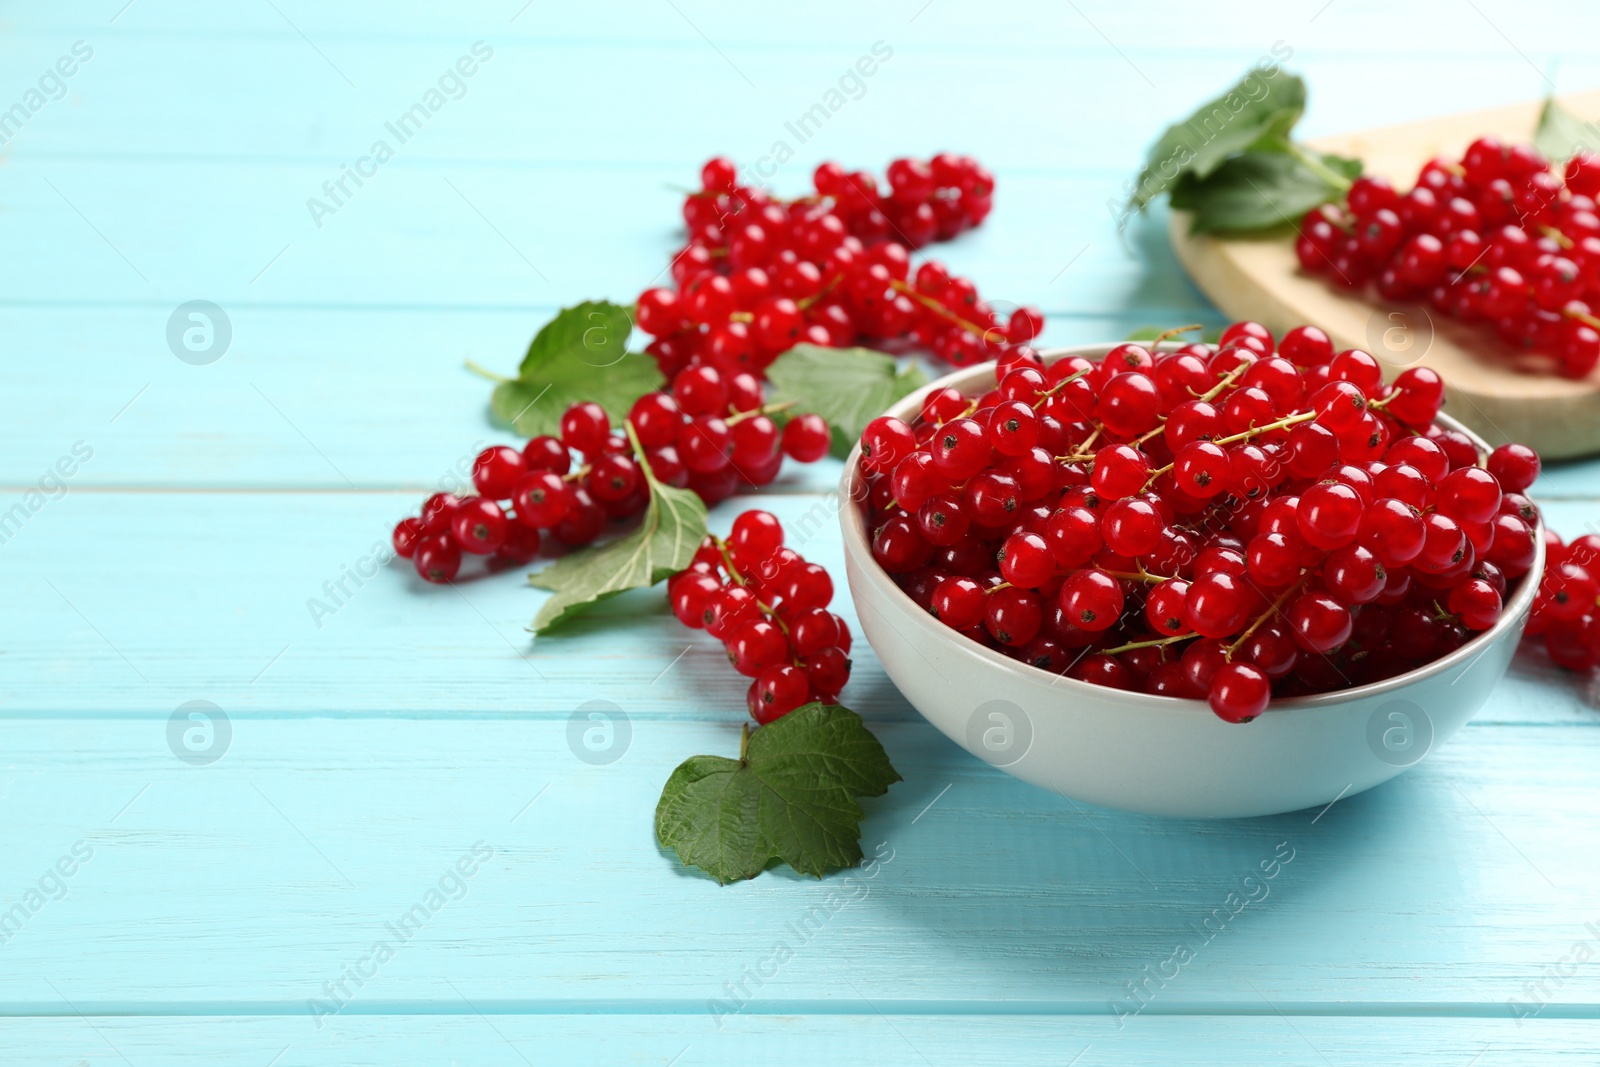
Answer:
[668,509,853,723]
[1298,138,1600,377]
[1527,530,1600,669]
[634,154,1045,387]
[856,320,1544,723]
[390,394,832,583]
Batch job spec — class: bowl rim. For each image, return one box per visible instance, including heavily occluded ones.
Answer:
[839,341,1547,717]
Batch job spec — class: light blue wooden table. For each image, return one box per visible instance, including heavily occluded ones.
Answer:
[4,1,1600,1062]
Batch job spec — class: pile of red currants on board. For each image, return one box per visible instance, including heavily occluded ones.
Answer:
[1298,138,1600,378]
[857,321,1545,723]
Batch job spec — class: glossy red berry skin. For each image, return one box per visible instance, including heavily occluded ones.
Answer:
[1091,444,1149,500]
[1286,592,1353,654]
[783,414,832,462]
[522,435,571,475]
[1209,663,1270,723]
[929,418,991,481]
[1059,569,1123,632]
[472,446,526,500]
[451,497,508,554]
[559,402,611,455]
[726,619,791,678]
[513,472,572,529]
[932,576,986,628]
[999,531,1055,589]
[862,416,917,473]
[1298,481,1365,550]
[1184,572,1252,639]
[749,665,810,723]
[550,486,605,546]
[392,517,426,559]
[495,523,542,564]
[805,646,852,697]
[1486,443,1540,492]
[730,509,783,562]
[985,586,1043,646]
[413,535,461,584]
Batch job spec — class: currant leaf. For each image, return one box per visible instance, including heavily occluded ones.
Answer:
[490,301,664,439]
[1534,96,1596,165]
[527,454,706,633]
[1127,69,1308,216]
[655,704,900,884]
[765,344,927,459]
[1170,147,1361,235]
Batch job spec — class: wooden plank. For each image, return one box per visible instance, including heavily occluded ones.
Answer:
[0,714,1597,1008]
[7,300,1600,492]
[0,19,1591,168]
[0,489,1593,725]
[0,1015,1593,1067]
[0,162,1135,312]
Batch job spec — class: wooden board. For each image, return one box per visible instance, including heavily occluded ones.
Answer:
[1170,91,1600,459]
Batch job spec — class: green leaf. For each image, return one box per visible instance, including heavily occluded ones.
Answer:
[765,344,927,459]
[1128,70,1307,214]
[527,458,706,633]
[1534,97,1598,164]
[490,301,664,439]
[655,704,901,884]
[1171,147,1360,236]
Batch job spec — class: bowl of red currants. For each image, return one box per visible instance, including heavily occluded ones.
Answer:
[840,324,1546,818]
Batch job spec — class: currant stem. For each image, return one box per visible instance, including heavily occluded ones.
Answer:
[1142,408,1318,489]
[1103,567,1178,585]
[726,400,797,426]
[1056,425,1103,463]
[1032,365,1092,407]
[1131,421,1168,447]
[1196,361,1252,403]
[1540,225,1575,250]
[739,721,750,762]
[709,533,789,633]
[562,464,593,483]
[1152,324,1203,346]
[1099,632,1198,656]
[1225,579,1306,658]
[1564,305,1600,332]
[797,274,841,311]
[888,278,999,341]
[623,420,660,489]
[464,360,511,383]
[1210,408,1317,447]
[1283,141,1354,192]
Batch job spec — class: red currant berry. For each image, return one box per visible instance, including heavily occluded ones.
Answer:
[1285,592,1352,653]
[392,516,425,559]
[472,445,526,500]
[1209,663,1270,723]
[413,535,461,584]
[521,435,571,475]
[1486,442,1540,492]
[749,664,810,723]
[1059,569,1123,632]
[559,402,611,455]
[451,497,508,554]
[805,646,852,697]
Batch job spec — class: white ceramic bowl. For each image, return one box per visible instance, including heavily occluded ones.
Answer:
[840,343,1545,818]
